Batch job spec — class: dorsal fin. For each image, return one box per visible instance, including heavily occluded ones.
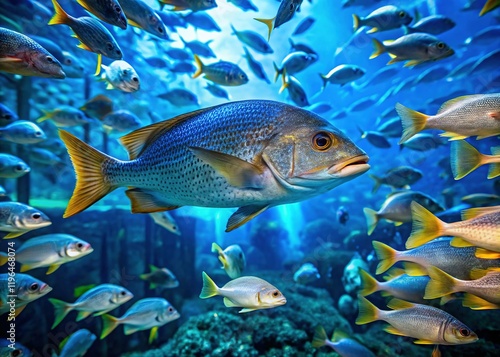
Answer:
[387,298,415,310]
[438,95,483,113]
[120,107,211,159]
[332,329,350,342]
[383,267,405,281]
[461,206,500,220]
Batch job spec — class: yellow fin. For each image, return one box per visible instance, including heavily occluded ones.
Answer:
[488,162,500,179]
[100,314,120,339]
[450,140,485,180]
[356,296,380,325]
[404,60,424,67]
[352,14,361,32]
[414,339,435,345]
[462,206,500,220]
[192,54,204,79]
[4,232,25,239]
[372,241,398,274]
[14,305,26,317]
[254,17,275,41]
[76,0,92,13]
[387,298,414,310]
[358,268,379,296]
[239,307,257,313]
[49,0,70,25]
[127,19,142,28]
[475,248,500,259]
[279,67,288,94]
[37,109,52,123]
[74,284,96,298]
[59,334,71,350]
[226,204,269,232]
[405,202,445,249]
[363,208,379,236]
[369,38,386,59]
[76,310,92,321]
[396,103,429,144]
[223,297,237,307]
[199,271,219,299]
[440,294,457,305]
[403,262,427,276]
[384,267,406,280]
[49,298,72,328]
[94,54,102,76]
[59,130,115,218]
[311,325,327,348]
[469,268,490,280]
[106,83,114,90]
[463,293,500,310]
[481,0,500,15]
[149,326,158,344]
[367,27,379,34]
[450,237,474,247]
[393,221,403,227]
[77,42,92,52]
[439,132,468,141]
[20,264,33,272]
[46,264,61,275]
[332,329,350,342]
[0,253,7,266]
[384,325,406,336]
[424,266,457,299]
[125,188,179,213]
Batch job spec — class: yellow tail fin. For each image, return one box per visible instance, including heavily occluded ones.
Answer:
[37,109,53,123]
[424,266,457,299]
[369,174,382,194]
[199,271,219,299]
[358,268,380,296]
[356,296,380,325]
[273,62,282,83]
[49,298,73,329]
[0,252,7,266]
[396,103,429,144]
[406,202,445,249]
[49,0,70,25]
[192,54,204,79]
[488,146,500,179]
[59,130,116,218]
[352,14,361,32]
[212,242,228,269]
[254,17,275,41]
[100,314,120,339]
[480,0,500,15]
[369,38,386,59]
[372,241,398,274]
[363,207,379,236]
[450,141,484,180]
[311,325,328,348]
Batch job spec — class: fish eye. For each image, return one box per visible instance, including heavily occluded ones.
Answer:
[46,56,54,63]
[459,328,470,337]
[15,164,24,171]
[114,5,121,13]
[132,77,139,82]
[168,307,174,312]
[76,242,84,249]
[31,212,41,219]
[289,3,294,11]
[120,290,127,296]
[116,49,122,56]
[399,11,406,18]
[272,290,280,298]
[158,26,164,33]
[312,132,334,151]
[35,131,43,137]
[106,42,114,51]
[3,114,12,120]
[29,283,39,291]
[64,58,72,65]
[437,42,445,49]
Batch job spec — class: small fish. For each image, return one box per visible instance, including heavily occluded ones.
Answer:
[406,203,500,254]
[193,55,248,86]
[0,154,30,179]
[149,211,181,235]
[349,96,377,112]
[184,12,220,32]
[450,140,500,180]
[156,10,187,30]
[359,268,430,303]
[353,5,412,33]
[337,206,349,225]
[101,60,140,92]
[170,61,196,74]
[372,239,500,277]
[0,345,24,357]
[289,38,317,56]
[211,242,246,279]
[0,28,65,78]
[425,266,500,309]
[179,36,216,58]
[356,296,478,345]
[274,51,317,82]
[370,34,454,67]
[342,253,368,294]
[49,284,133,328]
[143,56,168,68]
[49,0,122,76]
[293,262,320,285]
[57,329,96,357]
[243,47,270,84]
[204,81,230,100]
[61,51,85,78]
[0,103,18,126]
[100,298,180,343]
[0,234,93,274]
[480,0,500,15]
[157,88,199,106]
[0,273,52,316]
[403,15,455,35]
[0,202,51,239]
[37,106,89,127]
[0,121,46,144]
[397,94,500,144]
[413,66,450,85]
[30,148,63,166]
[319,65,365,89]
[312,325,375,356]
[364,191,443,235]
[464,26,500,46]
[308,102,332,114]
[280,74,310,107]
[228,0,258,12]
[199,272,286,312]
[358,128,391,148]
[400,133,446,152]
[164,47,192,61]
[159,0,217,11]
[140,264,179,289]
[80,94,113,120]
[231,25,273,54]
[119,0,168,39]
[369,166,423,193]
[255,0,303,40]
[461,193,500,206]
[292,17,315,36]
[102,110,141,134]
[36,138,66,155]
[75,0,127,29]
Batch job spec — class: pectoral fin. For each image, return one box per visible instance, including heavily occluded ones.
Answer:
[125,188,179,213]
[475,248,500,259]
[223,297,237,307]
[149,326,158,344]
[0,57,23,62]
[46,264,61,275]
[15,305,26,317]
[4,231,24,239]
[384,325,406,336]
[450,237,474,247]
[414,339,435,345]
[76,310,92,321]
[226,204,269,232]
[239,308,257,313]
[439,132,468,141]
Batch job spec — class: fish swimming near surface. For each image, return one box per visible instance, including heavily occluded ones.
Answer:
[59,100,369,232]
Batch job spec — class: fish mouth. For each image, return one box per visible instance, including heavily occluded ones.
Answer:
[40,283,52,294]
[328,155,370,177]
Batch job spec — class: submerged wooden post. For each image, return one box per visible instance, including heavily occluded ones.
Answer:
[16,77,32,204]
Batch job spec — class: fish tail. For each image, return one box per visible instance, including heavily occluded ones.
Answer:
[450,140,485,180]
[273,62,282,83]
[368,174,382,194]
[356,296,380,325]
[372,241,398,274]
[488,147,500,179]
[318,73,328,91]
[369,38,386,59]
[199,271,219,299]
[358,268,379,296]
[425,266,457,299]
[49,298,72,328]
[0,252,7,266]
[480,0,500,16]
[100,314,120,339]
[229,24,237,35]
[254,17,275,41]
[193,54,204,79]
[279,68,289,94]
[352,14,361,32]
[211,242,228,269]
[139,273,149,281]
[59,130,117,218]
[49,0,70,25]
[396,103,429,144]
[37,109,52,123]
[406,202,445,249]
[311,325,328,348]
[363,207,379,236]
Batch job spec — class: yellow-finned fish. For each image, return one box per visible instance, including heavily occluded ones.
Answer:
[211,242,246,279]
[255,0,302,41]
[406,203,500,255]
[356,296,478,345]
[461,193,500,206]
[199,272,286,313]
[352,5,412,33]
[59,100,369,232]
[75,0,127,29]
[450,140,500,180]
[425,266,500,310]
[480,0,500,16]
[312,325,375,356]
[397,94,500,144]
